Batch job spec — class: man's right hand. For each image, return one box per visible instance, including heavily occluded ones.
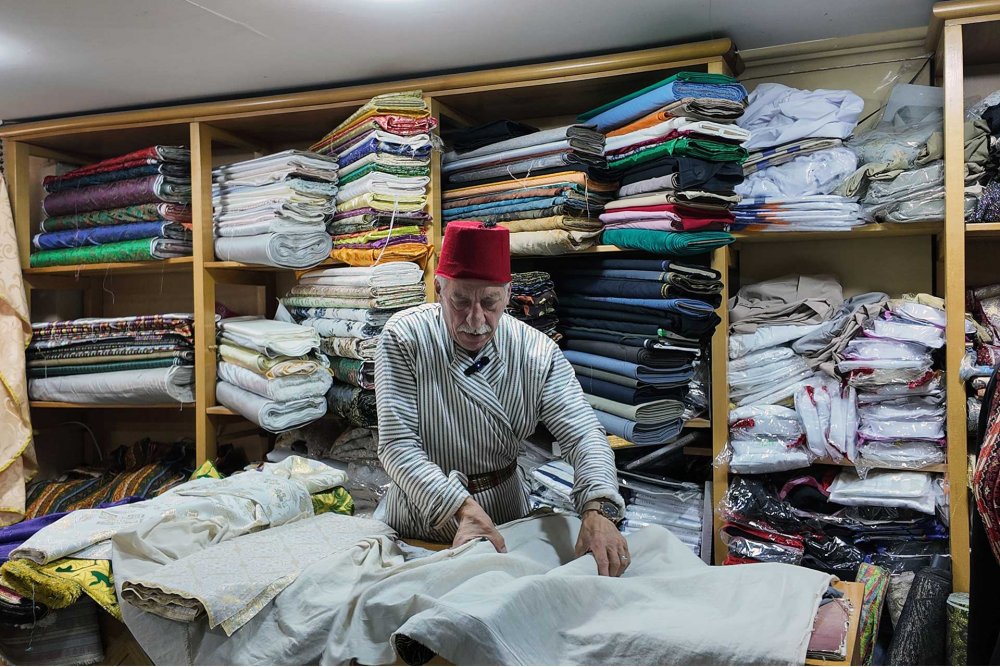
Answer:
[452,497,506,553]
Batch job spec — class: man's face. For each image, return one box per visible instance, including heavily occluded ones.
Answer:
[437,277,510,354]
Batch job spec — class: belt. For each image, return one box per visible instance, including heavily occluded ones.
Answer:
[466,459,518,495]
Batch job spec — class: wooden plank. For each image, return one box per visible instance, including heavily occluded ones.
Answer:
[732,222,944,244]
[204,124,267,154]
[24,144,93,165]
[206,405,239,416]
[943,22,971,594]
[965,221,1000,237]
[191,122,218,466]
[7,141,31,273]
[30,402,192,409]
[23,257,193,276]
[0,40,735,140]
[710,244,731,566]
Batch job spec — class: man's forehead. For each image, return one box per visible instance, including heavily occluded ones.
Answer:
[449,280,507,297]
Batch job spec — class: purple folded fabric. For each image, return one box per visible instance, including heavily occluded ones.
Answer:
[43,176,190,217]
[0,496,143,562]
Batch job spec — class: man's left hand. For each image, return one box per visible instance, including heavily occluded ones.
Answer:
[575,510,630,577]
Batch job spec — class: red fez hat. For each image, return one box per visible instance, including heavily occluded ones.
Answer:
[436,220,511,283]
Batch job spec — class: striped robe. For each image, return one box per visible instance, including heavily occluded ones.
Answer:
[375,303,624,542]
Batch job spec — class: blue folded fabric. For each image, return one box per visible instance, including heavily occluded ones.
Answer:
[337,139,430,168]
[442,196,573,220]
[562,349,693,385]
[573,295,715,317]
[579,80,748,132]
[575,373,684,405]
[594,409,683,445]
[33,221,174,250]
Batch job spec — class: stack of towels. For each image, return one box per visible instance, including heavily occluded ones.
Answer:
[212,150,337,268]
[311,91,435,267]
[441,124,615,255]
[216,318,331,432]
[576,71,748,255]
[31,146,192,267]
[526,459,705,556]
[27,314,195,404]
[551,257,723,447]
[506,271,561,342]
[734,83,865,232]
[277,261,426,428]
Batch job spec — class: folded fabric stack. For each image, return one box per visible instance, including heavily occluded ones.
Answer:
[550,257,722,446]
[311,91,436,267]
[842,296,948,472]
[525,459,705,555]
[734,83,865,231]
[442,123,614,255]
[576,71,747,253]
[278,262,425,427]
[507,271,561,341]
[967,89,1000,222]
[30,146,192,267]
[720,475,948,581]
[962,284,1000,439]
[212,150,338,268]
[27,314,195,404]
[215,318,331,432]
[837,85,988,224]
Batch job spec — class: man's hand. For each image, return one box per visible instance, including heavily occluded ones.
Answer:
[576,510,630,577]
[453,497,506,552]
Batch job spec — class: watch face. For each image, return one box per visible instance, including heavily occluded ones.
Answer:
[600,501,621,519]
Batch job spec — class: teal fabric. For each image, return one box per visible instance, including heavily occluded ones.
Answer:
[579,72,742,121]
[608,138,748,169]
[600,229,734,256]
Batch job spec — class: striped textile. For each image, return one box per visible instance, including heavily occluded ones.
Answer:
[374,303,623,542]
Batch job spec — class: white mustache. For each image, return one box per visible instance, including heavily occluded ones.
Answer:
[457,323,493,335]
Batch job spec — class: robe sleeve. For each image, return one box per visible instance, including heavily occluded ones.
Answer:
[375,323,471,531]
[537,348,626,515]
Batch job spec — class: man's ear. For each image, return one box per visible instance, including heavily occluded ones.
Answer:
[434,276,444,296]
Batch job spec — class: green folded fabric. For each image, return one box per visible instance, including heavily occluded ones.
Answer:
[338,163,430,186]
[608,138,748,170]
[29,238,157,267]
[27,357,184,378]
[601,229,734,256]
[579,71,741,121]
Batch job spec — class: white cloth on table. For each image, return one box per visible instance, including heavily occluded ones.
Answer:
[28,366,194,404]
[218,317,320,358]
[216,361,332,403]
[737,83,865,151]
[13,456,341,563]
[216,380,327,433]
[118,513,831,667]
[214,232,332,269]
[117,512,394,636]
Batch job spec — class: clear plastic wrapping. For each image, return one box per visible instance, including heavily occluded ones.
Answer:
[729,405,803,440]
[854,440,947,476]
[855,370,944,402]
[828,470,938,514]
[795,383,832,458]
[857,419,945,442]
[728,346,796,372]
[858,396,946,421]
[726,536,804,565]
[865,318,945,349]
[721,439,814,474]
[888,300,946,329]
[842,338,934,362]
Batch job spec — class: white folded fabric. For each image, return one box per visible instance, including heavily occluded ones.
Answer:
[298,262,424,288]
[214,217,327,237]
[213,150,339,184]
[335,174,430,205]
[218,318,321,358]
[728,440,813,474]
[214,232,332,269]
[604,118,750,152]
[217,361,332,403]
[216,381,327,433]
[28,366,194,404]
[828,470,937,514]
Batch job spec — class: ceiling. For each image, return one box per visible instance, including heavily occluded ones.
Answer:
[0,0,937,123]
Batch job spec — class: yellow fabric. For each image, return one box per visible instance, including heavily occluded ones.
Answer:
[331,243,432,268]
[443,171,618,201]
[311,487,355,516]
[499,216,602,234]
[0,175,35,526]
[607,436,634,449]
[1,557,120,619]
[189,460,223,481]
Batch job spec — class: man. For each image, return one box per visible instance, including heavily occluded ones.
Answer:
[374,220,630,577]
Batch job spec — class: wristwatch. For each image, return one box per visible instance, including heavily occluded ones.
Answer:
[582,498,624,526]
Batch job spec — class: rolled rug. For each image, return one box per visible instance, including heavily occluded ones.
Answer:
[214,232,332,269]
[215,380,327,433]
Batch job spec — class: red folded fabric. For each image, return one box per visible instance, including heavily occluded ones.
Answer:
[720,522,806,550]
[311,114,438,154]
[722,555,761,566]
[46,147,165,184]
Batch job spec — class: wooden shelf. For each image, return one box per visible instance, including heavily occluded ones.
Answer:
[811,457,949,474]
[24,257,193,276]
[206,405,239,416]
[732,221,944,244]
[965,222,1000,238]
[30,401,192,409]
[204,258,345,271]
